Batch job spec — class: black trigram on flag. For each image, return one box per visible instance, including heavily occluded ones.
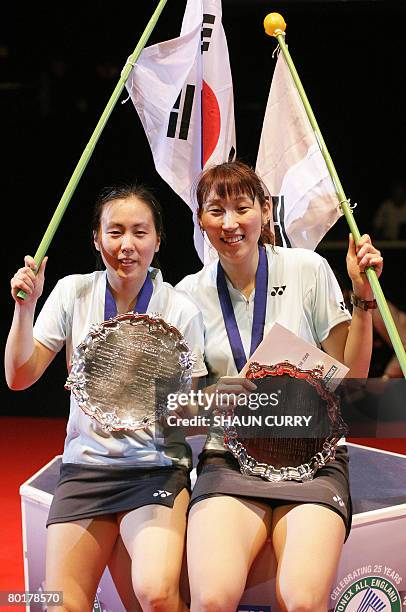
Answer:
[201,14,215,53]
[167,85,196,141]
[271,195,292,248]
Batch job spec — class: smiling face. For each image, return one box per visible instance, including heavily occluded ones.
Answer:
[196,161,272,267]
[200,193,269,265]
[93,196,160,284]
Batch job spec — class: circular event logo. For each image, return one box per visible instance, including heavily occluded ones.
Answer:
[334,575,401,611]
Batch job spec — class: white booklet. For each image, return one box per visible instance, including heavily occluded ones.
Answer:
[240,322,349,390]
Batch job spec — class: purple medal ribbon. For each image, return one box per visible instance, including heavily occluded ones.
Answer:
[217,246,268,372]
[104,272,153,319]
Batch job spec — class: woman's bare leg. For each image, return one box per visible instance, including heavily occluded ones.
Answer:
[46,515,119,612]
[272,503,345,612]
[119,489,189,612]
[187,495,272,612]
[108,535,142,611]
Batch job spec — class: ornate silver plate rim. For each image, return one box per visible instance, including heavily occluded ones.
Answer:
[223,360,347,483]
[65,312,195,432]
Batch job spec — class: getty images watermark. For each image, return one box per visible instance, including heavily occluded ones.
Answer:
[165,389,313,428]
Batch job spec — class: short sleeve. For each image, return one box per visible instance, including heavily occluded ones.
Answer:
[175,275,199,307]
[311,257,351,344]
[33,278,72,353]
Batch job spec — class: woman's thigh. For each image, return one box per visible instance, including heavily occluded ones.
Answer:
[272,503,345,612]
[118,488,189,608]
[108,535,143,611]
[187,495,272,611]
[46,515,119,612]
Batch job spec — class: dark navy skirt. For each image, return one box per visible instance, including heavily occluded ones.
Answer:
[47,463,191,526]
[190,445,352,540]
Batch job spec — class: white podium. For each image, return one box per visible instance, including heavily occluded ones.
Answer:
[20,443,406,611]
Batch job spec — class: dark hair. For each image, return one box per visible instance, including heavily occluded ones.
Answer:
[195,160,274,245]
[92,183,165,268]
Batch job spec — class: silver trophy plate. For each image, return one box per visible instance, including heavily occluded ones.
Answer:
[223,361,347,483]
[65,313,195,432]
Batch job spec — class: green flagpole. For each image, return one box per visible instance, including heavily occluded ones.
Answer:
[17,0,169,299]
[263,12,406,378]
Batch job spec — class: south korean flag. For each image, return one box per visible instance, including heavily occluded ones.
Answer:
[126,0,236,262]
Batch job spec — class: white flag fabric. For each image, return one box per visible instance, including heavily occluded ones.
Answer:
[126,0,236,261]
[256,53,342,250]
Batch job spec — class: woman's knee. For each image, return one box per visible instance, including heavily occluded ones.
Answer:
[133,578,180,612]
[191,584,243,612]
[46,571,98,612]
[277,586,328,612]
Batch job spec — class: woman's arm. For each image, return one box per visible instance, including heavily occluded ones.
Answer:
[322,234,383,378]
[5,256,57,390]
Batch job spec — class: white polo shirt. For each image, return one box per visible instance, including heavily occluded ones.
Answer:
[176,245,351,451]
[34,269,207,467]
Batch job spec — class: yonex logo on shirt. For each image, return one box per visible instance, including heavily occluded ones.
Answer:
[270,285,286,296]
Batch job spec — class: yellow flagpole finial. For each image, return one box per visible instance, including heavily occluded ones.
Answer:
[263,13,286,37]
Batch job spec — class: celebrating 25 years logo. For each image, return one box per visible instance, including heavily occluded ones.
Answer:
[332,565,404,611]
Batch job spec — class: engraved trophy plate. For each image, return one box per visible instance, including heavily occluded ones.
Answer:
[65,313,195,432]
[223,361,347,483]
